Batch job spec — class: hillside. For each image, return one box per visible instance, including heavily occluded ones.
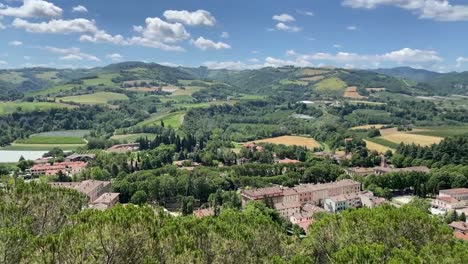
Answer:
[372,67,443,83]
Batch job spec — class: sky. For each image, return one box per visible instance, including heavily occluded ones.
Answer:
[1,0,468,72]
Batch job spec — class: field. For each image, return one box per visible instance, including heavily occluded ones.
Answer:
[364,139,395,153]
[31,74,119,96]
[343,86,366,99]
[348,101,384,106]
[15,136,85,145]
[111,133,156,142]
[32,130,90,137]
[247,135,321,149]
[1,144,84,151]
[172,86,204,96]
[279,79,309,86]
[313,77,347,94]
[381,133,442,146]
[300,76,325,82]
[411,126,468,137]
[58,92,129,105]
[0,72,26,84]
[137,112,184,128]
[0,102,70,115]
[300,69,330,76]
[350,124,387,130]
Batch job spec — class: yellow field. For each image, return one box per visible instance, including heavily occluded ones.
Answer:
[381,133,443,146]
[363,139,393,153]
[248,135,321,149]
[350,124,386,130]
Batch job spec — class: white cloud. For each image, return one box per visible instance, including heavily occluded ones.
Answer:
[455,57,468,67]
[12,18,97,33]
[0,0,62,18]
[163,9,216,26]
[106,53,123,61]
[190,36,231,50]
[333,44,343,48]
[79,30,126,45]
[273,13,295,22]
[276,22,301,32]
[126,37,185,51]
[342,0,468,21]
[296,9,314,16]
[9,40,23,46]
[72,5,88,13]
[220,31,229,38]
[202,61,252,70]
[0,60,7,65]
[45,46,100,62]
[347,25,357,30]
[136,17,190,43]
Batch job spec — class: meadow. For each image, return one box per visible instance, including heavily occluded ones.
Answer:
[59,92,129,105]
[381,133,442,146]
[111,133,157,142]
[364,139,395,153]
[247,135,321,149]
[137,112,184,128]
[15,136,86,145]
[0,102,70,116]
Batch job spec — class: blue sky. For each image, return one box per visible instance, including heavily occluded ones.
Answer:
[1,0,468,72]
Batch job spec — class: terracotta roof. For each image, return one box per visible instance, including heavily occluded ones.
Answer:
[454,231,468,241]
[302,204,326,213]
[241,186,284,199]
[91,193,119,205]
[449,221,468,232]
[274,202,301,210]
[278,158,300,164]
[440,188,468,195]
[297,219,314,233]
[193,208,215,218]
[436,196,461,204]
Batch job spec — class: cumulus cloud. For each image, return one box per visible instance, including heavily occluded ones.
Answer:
[273,13,295,22]
[347,25,357,30]
[135,17,190,43]
[45,46,100,61]
[190,36,231,50]
[72,5,88,13]
[12,18,97,33]
[79,30,127,45]
[275,22,301,32]
[9,40,23,46]
[455,56,468,67]
[0,0,62,18]
[202,61,252,70]
[220,31,229,38]
[342,0,468,21]
[163,9,216,26]
[106,53,123,61]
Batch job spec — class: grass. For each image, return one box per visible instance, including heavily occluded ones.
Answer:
[172,86,204,96]
[350,124,387,130]
[15,136,85,144]
[300,69,329,77]
[1,144,83,151]
[279,79,309,86]
[36,71,58,81]
[59,92,128,105]
[366,137,401,149]
[0,102,70,115]
[364,139,394,153]
[313,77,347,95]
[0,72,26,84]
[247,135,321,149]
[411,126,468,137]
[137,112,184,128]
[111,133,156,142]
[348,100,385,106]
[32,130,90,138]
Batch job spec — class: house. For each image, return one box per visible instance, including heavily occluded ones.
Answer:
[243,143,264,152]
[49,180,120,210]
[193,208,215,218]
[29,161,87,176]
[277,158,300,164]
[274,202,301,218]
[449,221,468,241]
[66,153,96,162]
[240,179,362,207]
[325,191,385,213]
[439,188,468,201]
[289,204,326,233]
[431,188,468,212]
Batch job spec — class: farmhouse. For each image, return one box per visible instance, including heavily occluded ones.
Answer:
[324,191,386,213]
[29,161,87,176]
[431,188,468,213]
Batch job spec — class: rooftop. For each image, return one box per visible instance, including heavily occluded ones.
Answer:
[440,188,468,195]
[91,192,119,205]
[449,221,468,232]
[193,208,215,218]
[274,202,301,210]
[436,196,461,204]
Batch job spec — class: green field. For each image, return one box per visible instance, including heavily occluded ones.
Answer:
[279,79,309,86]
[411,126,468,137]
[1,144,83,151]
[172,86,204,96]
[137,112,184,128]
[58,92,129,105]
[15,136,86,145]
[111,133,157,142]
[366,137,401,149]
[313,77,347,92]
[0,72,27,84]
[0,102,70,115]
[32,130,90,138]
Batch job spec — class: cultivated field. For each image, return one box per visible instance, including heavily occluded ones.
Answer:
[248,135,321,149]
[343,86,367,99]
[137,112,184,128]
[313,77,347,95]
[0,102,70,115]
[111,133,156,142]
[300,69,330,76]
[15,136,85,145]
[411,126,468,137]
[300,76,325,82]
[363,139,394,153]
[32,130,90,138]
[350,124,387,130]
[172,86,204,96]
[381,133,443,146]
[279,79,309,86]
[59,92,129,105]
[2,144,84,151]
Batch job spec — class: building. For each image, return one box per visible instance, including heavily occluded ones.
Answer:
[107,143,139,153]
[449,221,468,241]
[240,179,361,207]
[345,166,430,177]
[274,202,301,218]
[29,161,87,176]
[277,158,300,164]
[49,180,120,210]
[90,192,120,210]
[432,188,468,213]
[289,204,326,233]
[324,191,385,213]
[66,153,96,162]
[193,208,215,218]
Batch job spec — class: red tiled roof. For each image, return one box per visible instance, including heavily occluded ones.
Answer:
[454,231,468,241]
[440,188,468,195]
[449,221,468,232]
[436,196,461,204]
[193,208,215,218]
[278,158,300,164]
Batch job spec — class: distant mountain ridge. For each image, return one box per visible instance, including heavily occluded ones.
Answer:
[371,66,443,83]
